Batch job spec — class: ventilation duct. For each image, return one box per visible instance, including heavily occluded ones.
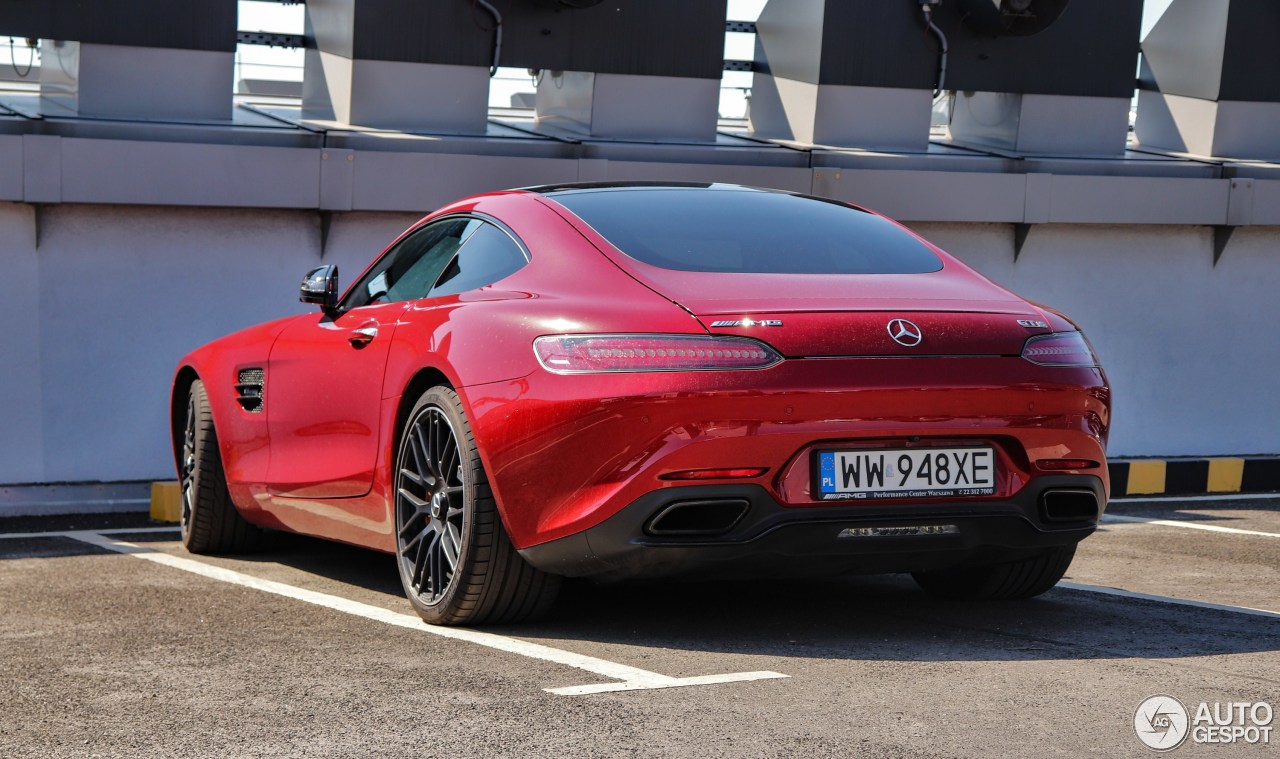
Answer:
[957,0,1070,37]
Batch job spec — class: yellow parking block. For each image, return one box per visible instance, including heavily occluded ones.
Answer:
[150,481,182,523]
[1207,458,1245,493]
[1126,460,1166,495]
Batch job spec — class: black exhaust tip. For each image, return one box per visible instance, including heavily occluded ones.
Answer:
[645,499,750,537]
[1041,489,1100,523]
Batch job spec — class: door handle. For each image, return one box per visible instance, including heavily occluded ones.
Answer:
[348,326,378,347]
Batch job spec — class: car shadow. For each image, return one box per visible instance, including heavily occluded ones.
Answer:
[234,531,1280,664]
[8,526,1273,663]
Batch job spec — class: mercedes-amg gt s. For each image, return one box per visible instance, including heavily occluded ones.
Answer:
[172,183,1110,625]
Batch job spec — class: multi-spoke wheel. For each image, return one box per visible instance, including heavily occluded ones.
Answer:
[179,379,263,554]
[394,386,560,625]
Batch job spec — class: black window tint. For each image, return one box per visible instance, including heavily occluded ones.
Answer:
[342,218,478,309]
[550,189,942,274]
[429,223,528,298]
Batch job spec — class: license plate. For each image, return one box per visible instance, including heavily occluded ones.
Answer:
[815,446,996,500]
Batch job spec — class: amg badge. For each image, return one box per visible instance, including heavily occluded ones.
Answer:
[838,525,960,538]
[709,319,783,328]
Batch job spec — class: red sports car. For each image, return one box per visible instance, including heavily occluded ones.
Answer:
[172,183,1110,625]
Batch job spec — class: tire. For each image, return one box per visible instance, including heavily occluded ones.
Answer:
[394,386,561,626]
[911,544,1077,600]
[179,379,264,554]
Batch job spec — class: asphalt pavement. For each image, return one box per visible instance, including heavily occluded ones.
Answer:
[1,498,1277,758]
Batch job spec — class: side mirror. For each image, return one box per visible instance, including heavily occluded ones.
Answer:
[300,265,340,316]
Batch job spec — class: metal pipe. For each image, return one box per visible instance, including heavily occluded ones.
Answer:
[922,6,949,96]
[474,0,503,77]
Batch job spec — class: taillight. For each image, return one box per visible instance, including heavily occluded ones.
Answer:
[534,334,783,373]
[1035,459,1100,471]
[660,468,769,481]
[1021,332,1100,367]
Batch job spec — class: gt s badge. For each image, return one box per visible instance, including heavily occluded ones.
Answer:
[709,319,783,328]
[1017,319,1050,329]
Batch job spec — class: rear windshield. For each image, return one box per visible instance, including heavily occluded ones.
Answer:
[548,188,942,274]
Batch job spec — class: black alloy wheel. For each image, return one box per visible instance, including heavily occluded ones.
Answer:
[393,386,560,625]
[180,391,197,542]
[179,379,263,553]
[396,404,466,605]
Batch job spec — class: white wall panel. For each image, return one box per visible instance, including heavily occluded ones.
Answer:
[815,168,1027,222]
[1,204,1278,485]
[0,203,44,481]
[909,222,1280,457]
[59,139,321,208]
[351,153,579,212]
[587,160,813,193]
[30,205,417,482]
[0,136,24,201]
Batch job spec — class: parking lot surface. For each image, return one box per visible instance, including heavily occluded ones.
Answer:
[2,497,1277,758]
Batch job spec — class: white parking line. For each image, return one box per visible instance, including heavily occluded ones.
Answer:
[0,526,179,540]
[1058,582,1280,620]
[1113,493,1280,503]
[1101,514,1280,539]
[63,531,788,696]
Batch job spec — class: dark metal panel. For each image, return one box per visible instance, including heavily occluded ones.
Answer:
[814,1,938,89]
[308,0,725,79]
[1219,0,1280,101]
[506,1,727,78]
[941,0,1144,98]
[754,0,1141,98]
[0,0,236,52]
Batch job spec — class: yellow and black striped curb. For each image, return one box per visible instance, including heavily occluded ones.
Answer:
[150,459,1280,518]
[1109,458,1280,498]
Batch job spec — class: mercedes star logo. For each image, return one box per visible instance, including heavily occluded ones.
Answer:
[886,318,923,347]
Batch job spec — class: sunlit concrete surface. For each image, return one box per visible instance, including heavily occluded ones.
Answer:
[1,496,1276,758]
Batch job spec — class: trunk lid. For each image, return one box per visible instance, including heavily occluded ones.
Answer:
[648,270,1048,358]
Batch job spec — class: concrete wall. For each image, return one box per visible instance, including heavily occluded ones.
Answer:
[1,202,1276,485]
[912,222,1280,457]
[0,203,421,484]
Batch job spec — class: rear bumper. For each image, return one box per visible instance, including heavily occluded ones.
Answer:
[518,474,1104,580]
[469,356,1110,548]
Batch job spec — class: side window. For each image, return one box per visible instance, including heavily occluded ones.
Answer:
[342,218,479,310]
[429,222,529,298]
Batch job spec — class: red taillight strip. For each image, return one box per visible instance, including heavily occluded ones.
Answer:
[1035,459,1100,471]
[659,468,769,481]
[534,334,783,374]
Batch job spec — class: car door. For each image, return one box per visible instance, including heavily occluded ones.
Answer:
[266,217,479,499]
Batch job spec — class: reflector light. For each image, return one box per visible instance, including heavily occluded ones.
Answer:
[659,468,769,481]
[534,334,783,373]
[1020,332,1099,367]
[1035,459,1099,471]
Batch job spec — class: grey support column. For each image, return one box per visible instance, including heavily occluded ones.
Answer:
[749,0,937,151]
[941,0,1143,157]
[302,0,492,133]
[0,1,235,121]
[522,1,727,141]
[1135,0,1280,160]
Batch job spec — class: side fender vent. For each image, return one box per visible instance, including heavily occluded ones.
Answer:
[235,368,266,413]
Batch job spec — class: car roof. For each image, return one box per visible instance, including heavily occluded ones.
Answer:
[519,181,779,197]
